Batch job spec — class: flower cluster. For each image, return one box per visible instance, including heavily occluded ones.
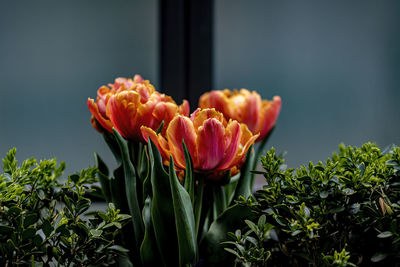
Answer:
[88,75,281,177]
[87,75,189,141]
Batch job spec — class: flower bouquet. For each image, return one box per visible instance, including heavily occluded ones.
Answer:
[87,75,281,266]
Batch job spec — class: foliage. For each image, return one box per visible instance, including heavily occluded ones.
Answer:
[225,143,400,266]
[95,127,270,266]
[0,148,131,266]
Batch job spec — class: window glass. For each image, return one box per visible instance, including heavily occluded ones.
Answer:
[0,0,158,173]
[215,0,400,167]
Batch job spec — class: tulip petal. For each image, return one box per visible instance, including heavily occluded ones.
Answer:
[178,100,190,116]
[152,102,179,133]
[199,91,234,119]
[191,108,225,132]
[240,92,261,133]
[108,91,140,139]
[217,120,241,170]
[259,96,281,141]
[87,98,113,133]
[141,126,170,163]
[166,116,197,169]
[196,118,226,170]
[230,124,259,168]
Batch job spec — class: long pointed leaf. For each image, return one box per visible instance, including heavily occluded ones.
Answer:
[102,130,121,164]
[232,146,255,202]
[183,141,195,204]
[223,173,240,206]
[113,129,144,252]
[194,176,204,240]
[148,139,179,266]
[94,152,111,203]
[212,185,227,221]
[140,196,162,266]
[169,156,197,265]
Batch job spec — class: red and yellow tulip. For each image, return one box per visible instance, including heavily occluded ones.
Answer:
[141,108,259,177]
[199,89,281,141]
[87,75,189,142]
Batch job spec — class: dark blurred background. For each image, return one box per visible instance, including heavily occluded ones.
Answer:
[1,0,399,175]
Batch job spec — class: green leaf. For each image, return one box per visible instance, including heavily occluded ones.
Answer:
[148,138,179,266]
[233,147,255,202]
[342,188,355,195]
[169,156,197,266]
[245,220,258,233]
[213,185,227,221]
[140,196,162,266]
[22,227,36,240]
[194,176,204,240]
[33,234,43,247]
[7,206,22,216]
[108,245,130,253]
[371,252,388,262]
[183,141,195,205]
[319,191,329,199]
[109,165,126,211]
[156,121,165,134]
[201,204,253,265]
[42,220,53,237]
[76,198,91,215]
[94,151,109,177]
[223,173,240,205]
[63,195,73,213]
[377,231,393,238]
[102,130,121,164]
[90,229,103,237]
[113,129,144,252]
[23,214,38,228]
[94,152,112,203]
[69,174,80,183]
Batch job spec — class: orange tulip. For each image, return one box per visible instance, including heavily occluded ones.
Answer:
[141,108,259,177]
[199,89,281,141]
[87,75,189,142]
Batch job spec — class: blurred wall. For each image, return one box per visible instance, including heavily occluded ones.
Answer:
[0,0,158,174]
[215,0,400,167]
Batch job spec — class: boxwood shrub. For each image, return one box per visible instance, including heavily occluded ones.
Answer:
[225,143,400,266]
[0,148,131,266]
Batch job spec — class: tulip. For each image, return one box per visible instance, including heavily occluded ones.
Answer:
[87,75,189,142]
[141,108,259,177]
[199,89,281,141]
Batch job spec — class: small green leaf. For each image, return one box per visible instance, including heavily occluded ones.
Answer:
[377,231,393,238]
[342,188,355,195]
[33,234,43,247]
[22,227,36,240]
[23,214,38,228]
[69,174,80,183]
[90,229,103,237]
[371,252,388,262]
[63,195,73,212]
[319,191,329,199]
[42,220,53,237]
[108,245,130,253]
